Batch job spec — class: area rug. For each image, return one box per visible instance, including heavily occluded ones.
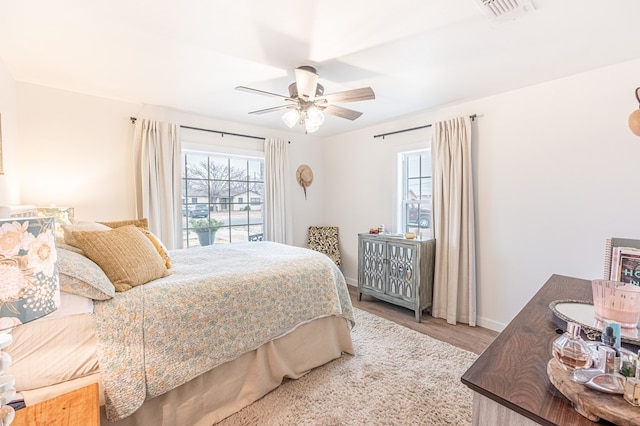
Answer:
[218,308,478,425]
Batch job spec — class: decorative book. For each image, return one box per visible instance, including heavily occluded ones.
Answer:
[605,238,640,284]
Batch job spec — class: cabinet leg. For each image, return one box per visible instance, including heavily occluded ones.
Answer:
[415,309,421,323]
[358,292,362,301]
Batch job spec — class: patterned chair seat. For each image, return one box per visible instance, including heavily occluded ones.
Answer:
[307,226,341,267]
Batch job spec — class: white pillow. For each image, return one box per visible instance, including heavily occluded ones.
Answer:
[61,221,110,248]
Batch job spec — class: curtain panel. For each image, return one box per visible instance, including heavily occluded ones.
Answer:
[431,116,477,326]
[133,119,183,249]
[264,138,292,244]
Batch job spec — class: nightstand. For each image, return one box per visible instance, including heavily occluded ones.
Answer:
[13,383,99,426]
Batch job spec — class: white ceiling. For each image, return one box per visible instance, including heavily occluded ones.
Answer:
[1,0,639,136]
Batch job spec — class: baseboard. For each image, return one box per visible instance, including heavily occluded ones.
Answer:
[344,275,505,332]
[476,316,505,333]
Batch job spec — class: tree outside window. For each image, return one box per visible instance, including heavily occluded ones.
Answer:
[182,152,264,246]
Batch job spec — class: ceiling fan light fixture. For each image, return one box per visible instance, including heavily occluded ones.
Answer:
[238,65,374,134]
[282,108,300,128]
[294,66,319,101]
[304,120,321,134]
[306,106,325,126]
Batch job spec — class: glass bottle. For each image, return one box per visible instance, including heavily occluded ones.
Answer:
[601,326,621,374]
[552,322,592,371]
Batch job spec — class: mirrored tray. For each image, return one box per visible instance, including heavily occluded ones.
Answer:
[549,299,640,345]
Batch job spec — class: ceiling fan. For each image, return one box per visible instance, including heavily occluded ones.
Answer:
[236,65,375,133]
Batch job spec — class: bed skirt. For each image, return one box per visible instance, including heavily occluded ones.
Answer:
[98,315,353,425]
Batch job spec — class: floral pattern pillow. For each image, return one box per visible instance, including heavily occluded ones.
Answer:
[58,247,115,300]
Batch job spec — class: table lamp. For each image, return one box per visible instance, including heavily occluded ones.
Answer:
[0,216,60,425]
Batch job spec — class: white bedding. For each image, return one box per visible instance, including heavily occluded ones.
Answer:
[7,312,99,392]
[35,292,94,321]
[6,292,97,395]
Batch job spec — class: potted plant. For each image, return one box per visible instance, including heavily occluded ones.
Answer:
[189,218,223,246]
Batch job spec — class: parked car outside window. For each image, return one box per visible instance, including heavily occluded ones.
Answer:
[408,205,431,228]
[189,205,209,218]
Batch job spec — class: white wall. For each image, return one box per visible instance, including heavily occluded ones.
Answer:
[15,83,324,247]
[12,58,640,332]
[324,58,640,331]
[0,58,20,205]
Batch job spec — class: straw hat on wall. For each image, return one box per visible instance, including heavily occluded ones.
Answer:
[296,164,313,199]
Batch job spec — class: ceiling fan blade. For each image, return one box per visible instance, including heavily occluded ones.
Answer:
[236,86,291,101]
[248,105,293,115]
[319,87,375,104]
[322,104,363,121]
[294,66,319,101]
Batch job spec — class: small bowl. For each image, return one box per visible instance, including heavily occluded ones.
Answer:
[404,233,416,239]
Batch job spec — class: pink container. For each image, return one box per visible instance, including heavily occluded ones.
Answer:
[592,280,640,329]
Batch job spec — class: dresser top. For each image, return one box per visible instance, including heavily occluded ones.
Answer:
[358,233,434,243]
[461,274,612,425]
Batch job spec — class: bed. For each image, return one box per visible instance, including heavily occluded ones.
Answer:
[5,219,355,425]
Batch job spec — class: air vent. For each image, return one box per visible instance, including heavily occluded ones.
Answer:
[472,0,535,22]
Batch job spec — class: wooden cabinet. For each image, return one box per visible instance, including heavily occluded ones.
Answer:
[357,233,435,322]
[13,383,99,426]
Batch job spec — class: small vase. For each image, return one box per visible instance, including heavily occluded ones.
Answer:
[552,322,592,371]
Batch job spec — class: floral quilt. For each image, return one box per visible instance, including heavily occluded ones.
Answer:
[93,241,355,421]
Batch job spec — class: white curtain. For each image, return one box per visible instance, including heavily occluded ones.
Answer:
[431,116,477,326]
[264,138,292,244]
[133,118,183,249]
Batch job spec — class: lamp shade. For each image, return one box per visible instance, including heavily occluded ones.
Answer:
[0,216,60,331]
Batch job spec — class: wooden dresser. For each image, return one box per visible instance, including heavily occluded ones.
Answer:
[461,274,626,425]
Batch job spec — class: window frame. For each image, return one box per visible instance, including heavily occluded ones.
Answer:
[399,149,433,238]
[181,145,265,247]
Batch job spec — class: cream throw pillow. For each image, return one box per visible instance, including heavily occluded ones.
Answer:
[62,221,111,248]
[72,225,170,292]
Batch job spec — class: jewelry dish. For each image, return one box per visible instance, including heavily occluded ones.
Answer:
[549,299,640,345]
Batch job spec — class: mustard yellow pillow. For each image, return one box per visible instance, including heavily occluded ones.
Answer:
[72,225,169,292]
[98,218,149,230]
[140,229,172,269]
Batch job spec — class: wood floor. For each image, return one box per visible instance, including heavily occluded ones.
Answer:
[347,285,498,355]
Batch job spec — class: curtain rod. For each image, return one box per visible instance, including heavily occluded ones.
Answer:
[180,125,265,141]
[373,114,477,139]
[130,117,266,141]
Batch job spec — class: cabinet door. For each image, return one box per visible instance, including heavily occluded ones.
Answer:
[386,241,417,301]
[359,237,386,294]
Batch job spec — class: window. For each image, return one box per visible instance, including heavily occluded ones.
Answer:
[400,150,432,238]
[182,151,264,247]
